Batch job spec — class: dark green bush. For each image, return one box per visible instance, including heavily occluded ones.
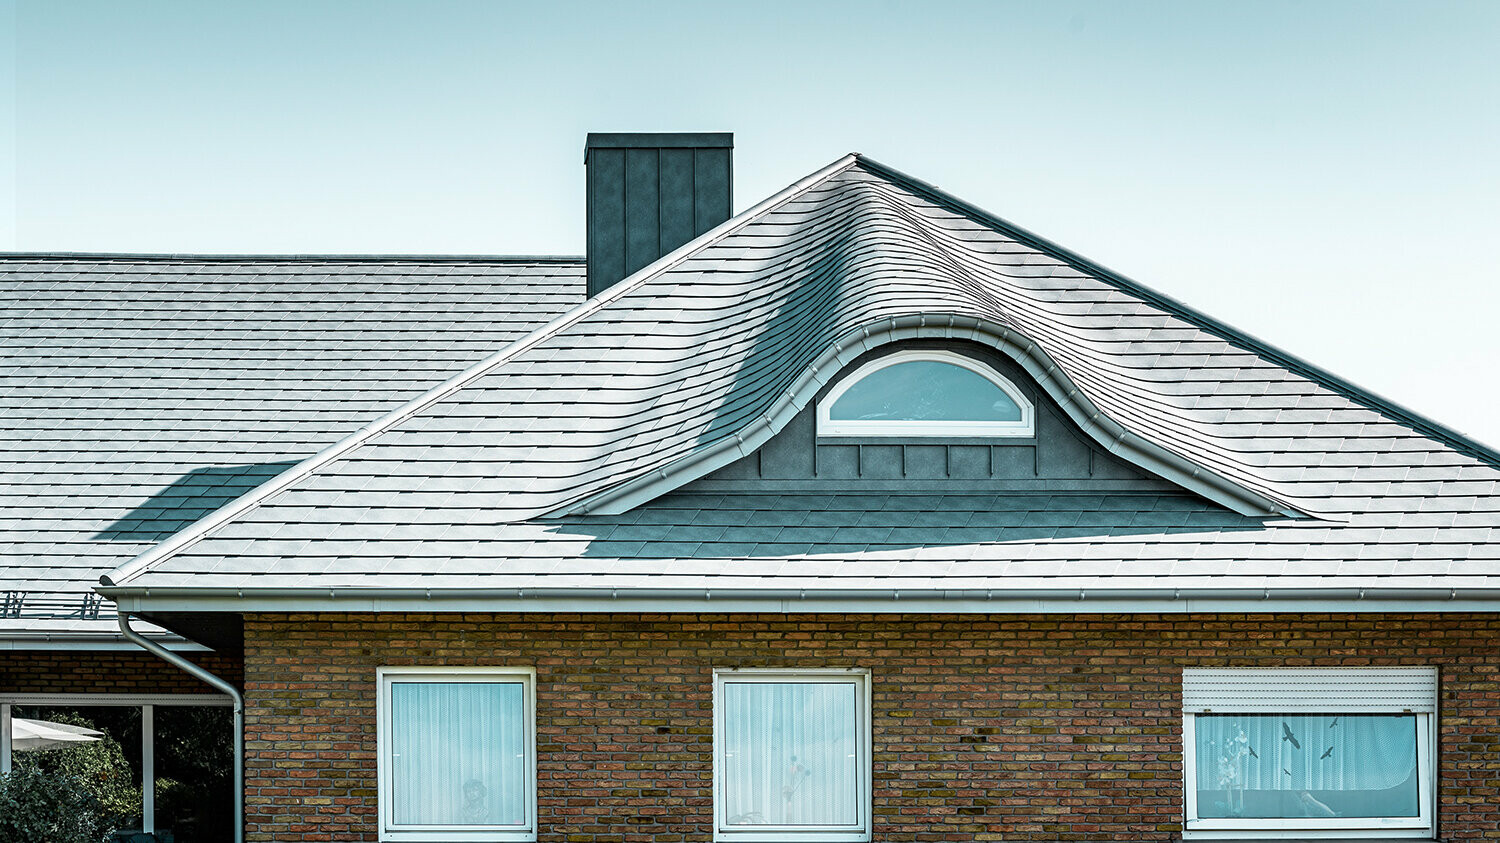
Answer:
[0,764,116,843]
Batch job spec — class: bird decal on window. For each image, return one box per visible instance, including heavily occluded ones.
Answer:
[1321,745,1334,759]
[1281,722,1301,749]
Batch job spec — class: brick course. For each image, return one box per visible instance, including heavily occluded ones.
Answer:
[0,648,242,696]
[243,613,1500,842]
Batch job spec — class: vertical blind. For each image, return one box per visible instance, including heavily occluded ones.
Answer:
[721,681,860,827]
[1194,713,1419,819]
[389,681,526,827]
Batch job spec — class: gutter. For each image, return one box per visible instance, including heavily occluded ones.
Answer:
[118,611,244,843]
[98,583,1500,615]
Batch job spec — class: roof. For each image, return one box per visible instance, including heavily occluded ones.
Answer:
[0,255,583,635]
[96,155,1500,613]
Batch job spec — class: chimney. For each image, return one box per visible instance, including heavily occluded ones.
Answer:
[585,132,733,297]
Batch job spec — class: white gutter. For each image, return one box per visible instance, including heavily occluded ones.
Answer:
[118,611,244,843]
[98,584,1500,615]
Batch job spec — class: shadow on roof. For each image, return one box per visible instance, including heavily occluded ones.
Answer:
[557,491,1272,560]
[94,461,301,541]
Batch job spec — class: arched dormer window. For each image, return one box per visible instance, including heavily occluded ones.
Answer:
[816,349,1035,437]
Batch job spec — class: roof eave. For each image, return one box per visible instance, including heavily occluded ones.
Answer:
[97,582,1500,616]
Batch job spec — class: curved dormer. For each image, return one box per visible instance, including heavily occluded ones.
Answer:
[688,339,1172,492]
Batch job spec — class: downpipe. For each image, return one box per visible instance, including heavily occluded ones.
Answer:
[118,611,244,843]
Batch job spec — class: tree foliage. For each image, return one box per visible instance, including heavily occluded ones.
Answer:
[0,764,116,843]
[15,712,141,821]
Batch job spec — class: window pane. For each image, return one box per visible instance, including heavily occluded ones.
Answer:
[1194,713,1419,819]
[829,360,1022,422]
[11,705,143,835]
[390,682,526,827]
[722,681,859,827]
[155,706,234,843]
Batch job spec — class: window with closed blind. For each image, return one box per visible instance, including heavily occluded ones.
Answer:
[376,667,536,842]
[1182,667,1437,838]
[713,669,872,842]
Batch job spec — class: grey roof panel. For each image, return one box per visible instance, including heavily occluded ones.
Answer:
[0,256,582,615]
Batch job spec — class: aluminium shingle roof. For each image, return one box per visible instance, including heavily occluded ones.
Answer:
[0,256,583,628]
[99,156,1500,603]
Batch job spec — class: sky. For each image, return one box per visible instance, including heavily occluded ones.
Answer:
[2,0,1498,443]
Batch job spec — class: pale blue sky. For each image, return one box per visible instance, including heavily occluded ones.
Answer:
[3,1,1498,443]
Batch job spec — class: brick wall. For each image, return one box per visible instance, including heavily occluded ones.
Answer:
[243,613,1500,842]
[0,648,242,696]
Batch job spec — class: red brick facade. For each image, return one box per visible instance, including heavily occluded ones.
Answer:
[242,612,1500,842]
[0,648,242,696]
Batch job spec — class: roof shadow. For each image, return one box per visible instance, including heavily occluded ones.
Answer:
[94,461,301,541]
[562,492,1273,560]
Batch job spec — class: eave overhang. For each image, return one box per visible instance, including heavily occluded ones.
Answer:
[97,580,1500,616]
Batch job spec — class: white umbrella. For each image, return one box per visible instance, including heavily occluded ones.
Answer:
[10,718,103,752]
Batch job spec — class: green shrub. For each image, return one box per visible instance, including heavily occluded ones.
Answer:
[0,764,115,843]
[15,713,141,821]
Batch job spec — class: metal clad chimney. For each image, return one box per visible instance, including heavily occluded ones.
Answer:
[585,132,733,297]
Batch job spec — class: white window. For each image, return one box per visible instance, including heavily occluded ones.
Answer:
[713,668,872,842]
[816,349,1034,437]
[1182,667,1437,839]
[377,667,536,842]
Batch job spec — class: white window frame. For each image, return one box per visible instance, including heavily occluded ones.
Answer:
[1181,668,1437,840]
[376,666,537,843]
[0,693,233,836]
[712,668,873,843]
[815,349,1035,438]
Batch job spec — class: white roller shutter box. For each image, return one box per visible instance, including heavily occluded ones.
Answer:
[1182,667,1437,713]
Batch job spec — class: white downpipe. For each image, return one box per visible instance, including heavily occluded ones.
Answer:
[142,704,154,835]
[1,703,10,774]
[117,612,243,843]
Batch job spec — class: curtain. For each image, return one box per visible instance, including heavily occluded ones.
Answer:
[390,682,526,827]
[1194,713,1418,819]
[722,682,859,826]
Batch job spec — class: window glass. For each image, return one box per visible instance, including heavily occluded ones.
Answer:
[11,705,143,830]
[155,705,235,843]
[721,681,860,827]
[389,681,528,827]
[1193,713,1419,820]
[828,359,1022,423]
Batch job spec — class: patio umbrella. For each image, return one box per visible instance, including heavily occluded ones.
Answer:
[10,718,103,751]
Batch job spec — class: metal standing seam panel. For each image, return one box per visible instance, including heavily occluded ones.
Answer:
[586,149,627,298]
[623,148,661,279]
[1181,667,1438,712]
[694,147,732,237]
[658,148,696,253]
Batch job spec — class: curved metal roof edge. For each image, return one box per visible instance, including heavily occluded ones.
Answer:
[852,154,1500,467]
[100,153,865,590]
[557,313,1293,520]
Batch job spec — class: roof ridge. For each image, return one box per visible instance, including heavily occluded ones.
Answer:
[852,153,1500,467]
[0,252,585,263]
[101,152,865,589]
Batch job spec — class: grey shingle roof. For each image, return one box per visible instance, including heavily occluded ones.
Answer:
[97,155,1500,607]
[0,256,583,623]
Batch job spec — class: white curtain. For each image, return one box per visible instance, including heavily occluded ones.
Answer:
[722,682,859,826]
[390,682,526,827]
[1194,713,1418,819]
